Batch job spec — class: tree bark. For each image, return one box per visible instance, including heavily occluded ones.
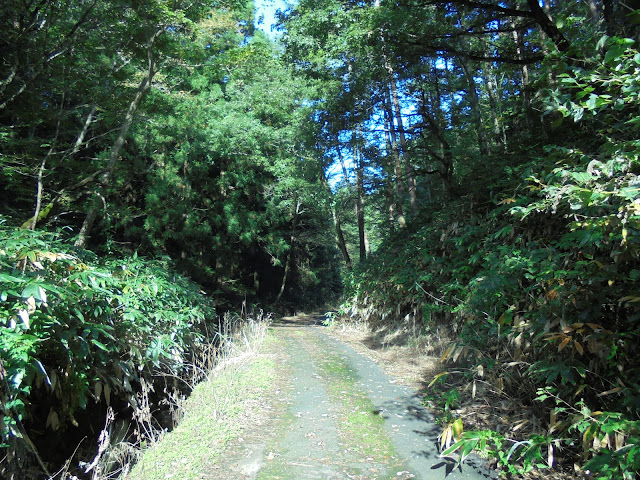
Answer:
[26,87,67,230]
[320,170,352,269]
[275,199,301,305]
[332,204,352,268]
[525,0,571,52]
[354,132,367,263]
[419,86,456,199]
[483,60,507,151]
[70,104,98,157]
[510,20,534,130]
[336,136,367,261]
[386,173,396,235]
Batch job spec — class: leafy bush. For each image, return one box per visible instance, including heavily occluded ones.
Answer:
[0,221,218,467]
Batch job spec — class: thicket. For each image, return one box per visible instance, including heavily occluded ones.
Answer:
[0,221,220,478]
[342,38,640,479]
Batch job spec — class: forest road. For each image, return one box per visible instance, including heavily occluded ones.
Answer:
[212,315,494,480]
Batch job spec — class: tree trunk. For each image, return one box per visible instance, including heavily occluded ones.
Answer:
[275,199,301,305]
[386,173,396,235]
[382,86,406,228]
[75,28,162,248]
[388,78,418,214]
[526,0,571,52]
[511,22,533,129]
[337,135,367,262]
[332,204,352,268]
[354,131,366,263]
[419,86,456,199]
[460,58,489,156]
[336,143,350,181]
[26,88,67,230]
[483,61,507,152]
[320,169,352,269]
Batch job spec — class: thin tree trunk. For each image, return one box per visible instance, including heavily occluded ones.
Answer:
[26,99,99,229]
[275,199,300,305]
[382,117,398,234]
[356,170,366,262]
[480,34,507,152]
[75,28,162,248]
[354,131,366,263]
[27,87,66,229]
[379,27,419,213]
[336,143,350,181]
[332,204,352,268]
[483,63,507,151]
[337,138,367,260]
[70,104,97,156]
[320,170,352,268]
[526,0,571,52]
[460,58,489,156]
[386,173,396,235]
[419,86,455,199]
[30,137,61,230]
[388,78,418,214]
[383,86,406,228]
[30,156,50,230]
[511,22,533,129]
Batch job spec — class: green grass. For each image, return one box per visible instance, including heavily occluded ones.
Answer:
[127,340,277,480]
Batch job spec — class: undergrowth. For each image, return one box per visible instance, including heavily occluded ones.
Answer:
[340,37,640,479]
[0,221,267,479]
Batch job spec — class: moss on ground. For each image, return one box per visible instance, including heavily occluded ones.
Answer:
[315,350,405,476]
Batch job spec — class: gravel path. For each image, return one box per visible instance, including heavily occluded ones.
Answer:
[219,316,494,480]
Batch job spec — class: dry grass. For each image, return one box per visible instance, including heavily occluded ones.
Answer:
[119,310,272,480]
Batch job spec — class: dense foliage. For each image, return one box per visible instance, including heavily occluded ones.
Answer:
[0,0,340,477]
[327,14,640,480]
[2,0,639,478]
[0,222,218,477]
[0,0,340,308]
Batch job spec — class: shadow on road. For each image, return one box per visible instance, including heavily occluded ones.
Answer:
[273,314,327,327]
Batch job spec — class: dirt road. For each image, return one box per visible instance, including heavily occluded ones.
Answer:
[213,316,493,480]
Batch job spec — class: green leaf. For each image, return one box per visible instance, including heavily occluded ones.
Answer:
[604,44,627,65]
[618,187,640,200]
[91,339,110,352]
[0,273,27,284]
[33,359,51,387]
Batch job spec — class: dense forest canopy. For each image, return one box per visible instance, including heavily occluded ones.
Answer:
[1,0,639,478]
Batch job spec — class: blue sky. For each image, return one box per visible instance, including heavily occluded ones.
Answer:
[254,0,292,38]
